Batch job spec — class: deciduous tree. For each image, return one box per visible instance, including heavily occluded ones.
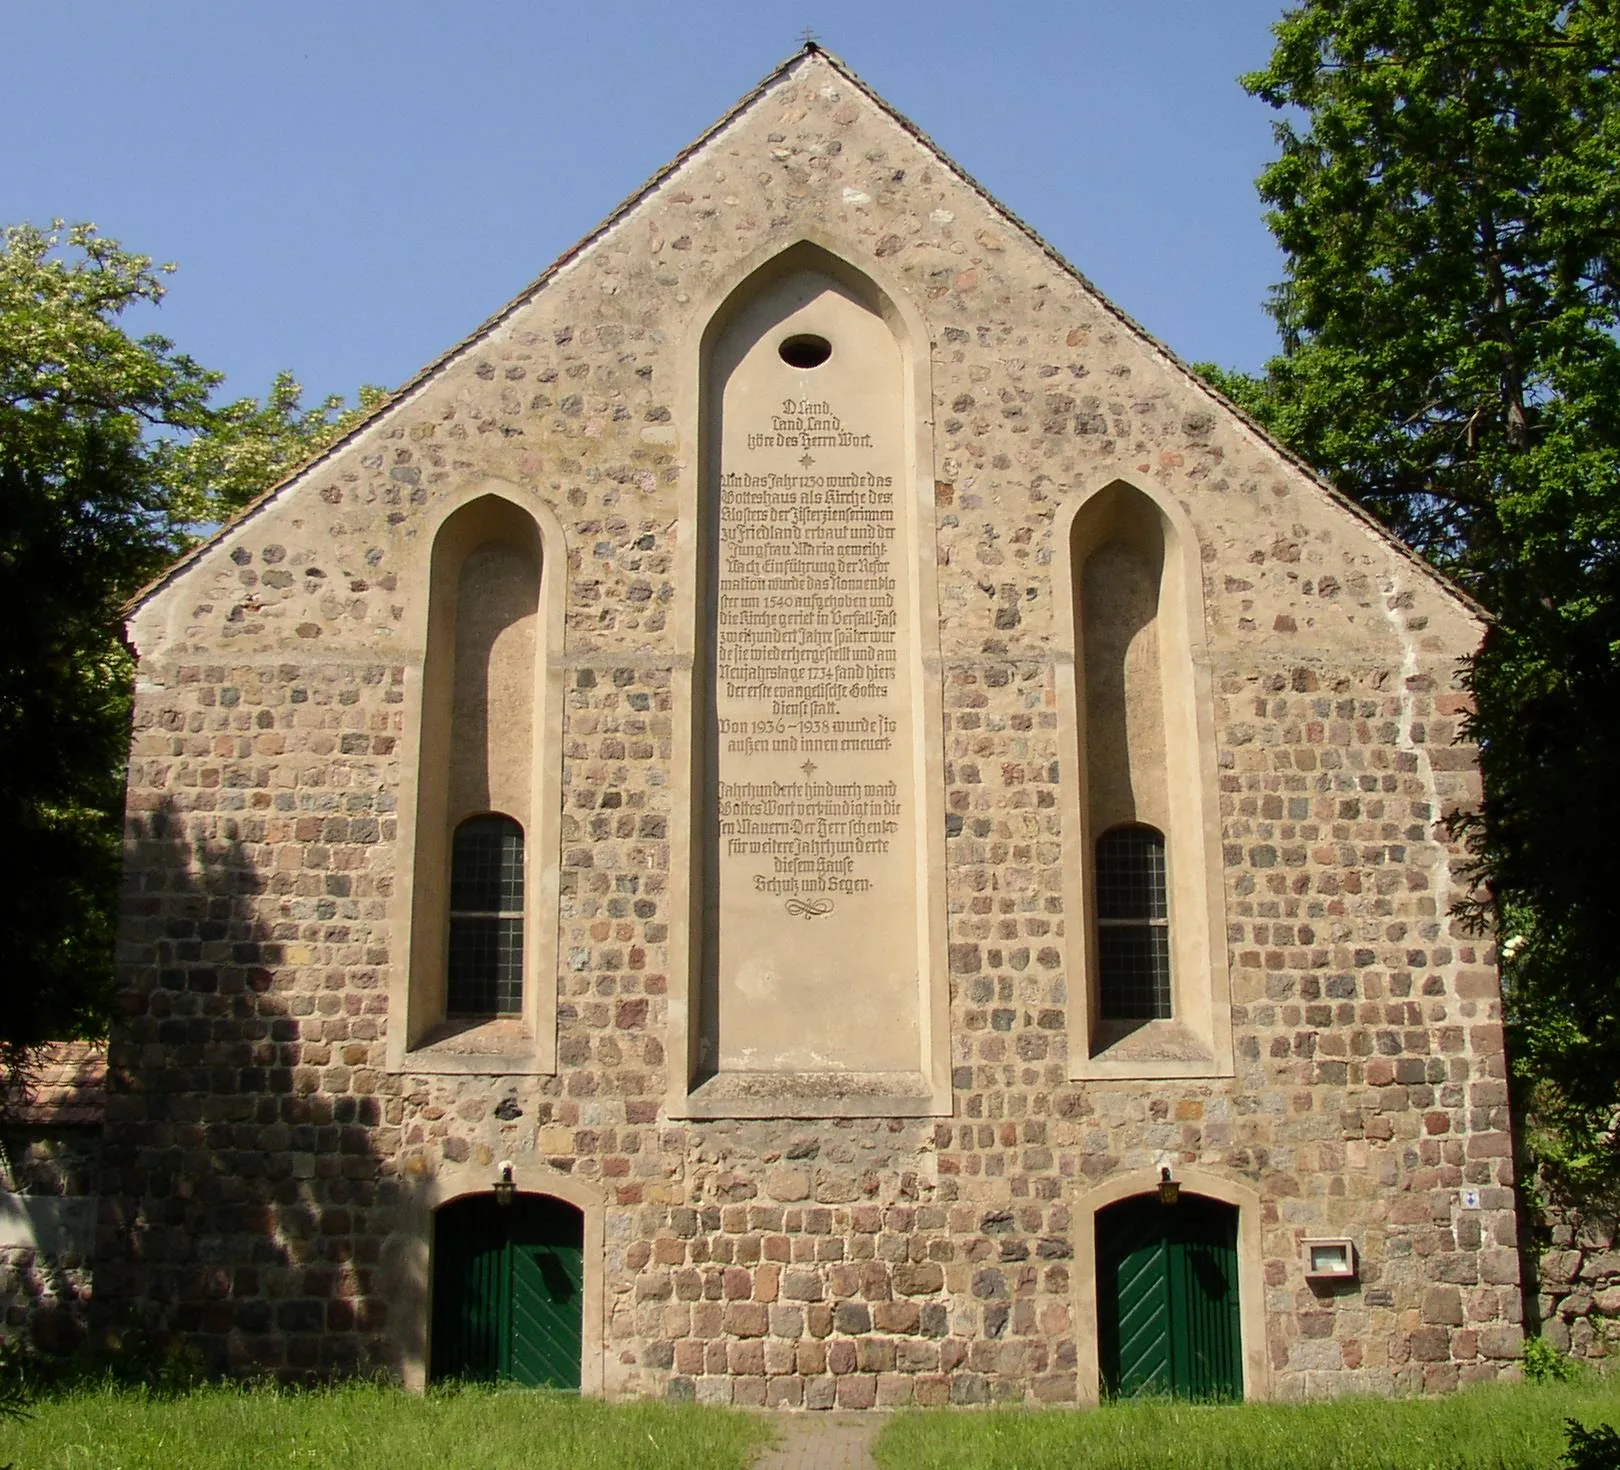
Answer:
[0,221,378,1093]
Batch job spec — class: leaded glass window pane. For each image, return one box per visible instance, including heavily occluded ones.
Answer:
[448,816,524,1017]
[1097,924,1172,1020]
[450,818,525,912]
[1096,825,1171,1021]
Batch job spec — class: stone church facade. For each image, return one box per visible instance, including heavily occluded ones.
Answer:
[98,48,1521,1404]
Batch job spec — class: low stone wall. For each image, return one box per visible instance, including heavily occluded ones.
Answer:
[0,1136,101,1353]
[0,1042,106,1354]
[1534,1210,1618,1361]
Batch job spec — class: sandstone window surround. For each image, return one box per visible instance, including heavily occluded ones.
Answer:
[1055,477,1233,1079]
[388,486,567,1075]
[664,236,951,1119]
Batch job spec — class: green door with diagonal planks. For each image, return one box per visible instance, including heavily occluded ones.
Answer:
[1097,1192,1242,1400]
[431,1193,583,1389]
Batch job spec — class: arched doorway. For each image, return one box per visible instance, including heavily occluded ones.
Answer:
[430,1192,583,1389]
[1096,1192,1242,1400]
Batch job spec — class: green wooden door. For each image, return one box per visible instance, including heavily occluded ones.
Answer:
[431,1194,583,1389]
[1097,1193,1242,1400]
[507,1198,584,1389]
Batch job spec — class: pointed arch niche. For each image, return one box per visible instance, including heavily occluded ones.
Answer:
[388,488,566,1075]
[1055,478,1233,1079]
[667,239,949,1118]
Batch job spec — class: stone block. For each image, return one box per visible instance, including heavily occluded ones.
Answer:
[766,1375,802,1408]
[782,1268,823,1302]
[1539,1250,1583,1286]
[834,1302,871,1335]
[1409,1326,1451,1362]
[769,1305,804,1338]
[836,1374,877,1409]
[893,1263,944,1296]
[694,1375,732,1405]
[723,1303,767,1338]
[876,1372,913,1407]
[727,1339,765,1375]
[1480,1250,1520,1286]
[856,1336,895,1372]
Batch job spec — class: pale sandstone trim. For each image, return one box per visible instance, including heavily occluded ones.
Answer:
[1053,471,1233,1080]
[386,1160,605,1394]
[665,234,950,1119]
[387,481,568,1075]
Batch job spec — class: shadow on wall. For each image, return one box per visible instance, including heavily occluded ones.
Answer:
[94,793,392,1380]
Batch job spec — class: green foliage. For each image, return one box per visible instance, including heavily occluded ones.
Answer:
[1525,1334,1584,1385]
[0,1381,771,1470]
[0,222,211,1069]
[1220,0,1620,1192]
[875,1377,1620,1470]
[1,1315,206,1398]
[170,372,388,527]
[0,1338,30,1470]
[1562,1417,1620,1470]
[0,221,378,1084]
[1187,363,1283,433]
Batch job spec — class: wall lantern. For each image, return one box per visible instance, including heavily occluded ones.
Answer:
[1157,1166,1180,1207]
[492,1159,516,1207]
[1303,1238,1358,1280]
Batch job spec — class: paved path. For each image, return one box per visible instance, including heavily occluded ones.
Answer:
[752,1412,882,1470]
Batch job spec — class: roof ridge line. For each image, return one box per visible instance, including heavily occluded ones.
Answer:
[128,42,1482,624]
[805,48,1485,620]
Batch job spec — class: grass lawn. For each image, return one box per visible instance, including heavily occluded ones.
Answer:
[0,1381,774,1470]
[874,1375,1620,1470]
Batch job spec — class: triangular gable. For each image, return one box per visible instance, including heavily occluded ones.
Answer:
[129,43,1482,623]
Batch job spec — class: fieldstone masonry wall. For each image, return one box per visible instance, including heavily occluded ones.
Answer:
[97,49,1522,1401]
[1532,1208,1618,1362]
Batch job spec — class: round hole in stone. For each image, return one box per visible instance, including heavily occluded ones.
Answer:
[778,333,832,369]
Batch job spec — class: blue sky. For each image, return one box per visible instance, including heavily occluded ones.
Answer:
[4,1,1293,411]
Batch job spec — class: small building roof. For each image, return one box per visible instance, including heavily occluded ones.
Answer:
[4,1041,106,1127]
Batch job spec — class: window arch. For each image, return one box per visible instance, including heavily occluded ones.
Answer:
[1055,476,1233,1079]
[389,487,567,1075]
[1095,824,1170,1021]
[447,815,525,1017]
[666,236,951,1119]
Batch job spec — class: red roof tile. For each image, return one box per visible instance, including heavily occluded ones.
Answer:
[5,1041,106,1126]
